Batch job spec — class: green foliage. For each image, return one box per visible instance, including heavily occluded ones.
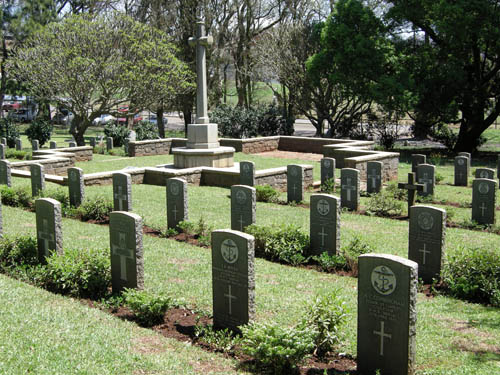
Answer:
[76,195,113,222]
[366,189,404,217]
[386,181,406,200]
[342,236,373,276]
[177,220,196,236]
[430,124,458,151]
[41,247,111,299]
[255,184,280,203]
[443,247,500,307]
[0,185,34,209]
[312,252,347,272]
[320,177,335,194]
[25,119,53,146]
[0,118,20,147]
[434,172,444,184]
[194,324,240,353]
[241,322,315,373]
[0,235,38,267]
[5,149,30,160]
[134,120,159,141]
[104,123,129,148]
[123,289,176,327]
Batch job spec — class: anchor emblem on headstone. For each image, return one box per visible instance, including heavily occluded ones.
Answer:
[371,265,397,295]
[221,238,238,264]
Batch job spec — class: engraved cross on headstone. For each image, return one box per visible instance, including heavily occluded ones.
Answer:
[480,202,487,216]
[419,173,433,193]
[419,243,430,265]
[172,204,178,220]
[342,178,356,201]
[373,321,392,356]
[224,284,237,315]
[38,218,54,257]
[238,215,244,231]
[318,226,328,247]
[111,232,134,281]
[398,172,424,215]
[368,169,379,188]
[114,186,127,211]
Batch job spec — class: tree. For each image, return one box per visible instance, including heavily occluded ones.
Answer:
[11,13,193,145]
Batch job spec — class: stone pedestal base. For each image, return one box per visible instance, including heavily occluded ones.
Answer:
[187,124,219,149]
[172,146,235,168]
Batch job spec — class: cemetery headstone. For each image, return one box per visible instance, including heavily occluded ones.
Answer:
[106,137,113,151]
[357,253,418,375]
[475,168,495,180]
[417,164,435,196]
[15,138,22,151]
[30,163,45,196]
[340,168,360,211]
[69,141,76,148]
[321,157,336,189]
[310,194,340,256]
[67,167,84,207]
[32,140,39,151]
[457,152,471,169]
[35,198,63,264]
[398,172,424,214]
[109,211,144,293]
[287,164,304,203]
[366,161,382,194]
[0,160,11,186]
[239,161,255,187]
[231,185,256,232]
[211,229,255,331]
[409,205,446,283]
[454,156,469,186]
[166,177,188,229]
[472,178,497,225]
[497,154,500,180]
[112,172,132,211]
[1,137,6,146]
[0,144,5,159]
[89,137,96,148]
[411,154,426,173]
[49,141,57,149]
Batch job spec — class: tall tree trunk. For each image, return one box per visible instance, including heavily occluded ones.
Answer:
[156,104,165,138]
[0,37,8,119]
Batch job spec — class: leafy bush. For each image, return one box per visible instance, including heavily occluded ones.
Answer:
[177,220,196,235]
[255,185,280,203]
[312,252,347,272]
[41,247,111,299]
[241,322,315,373]
[366,189,404,217]
[342,236,373,276]
[0,185,34,209]
[385,181,406,200]
[76,195,113,222]
[0,235,38,267]
[5,149,30,160]
[25,119,53,146]
[194,324,240,353]
[134,120,159,141]
[435,172,444,184]
[320,177,335,194]
[442,246,500,307]
[0,118,20,147]
[103,123,130,147]
[123,288,176,326]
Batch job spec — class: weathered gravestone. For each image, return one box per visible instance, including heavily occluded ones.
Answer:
[310,194,340,256]
[240,161,255,187]
[231,185,256,232]
[287,164,304,203]
[15,138,22,151]
[472,178,497,225]
[67,167,84,207]
[166,177,188,229]
[340,168,360,211]
[1,137,6,146]
[0,144,5,160]
[457,152,471,170]
[409,206,446,283]
[367,161,382,194]
[454,156,469,186]
[35,198,63,264]
[109,211,144,293]
[89,137,96,148]
[417,164,435,196]
[321,157,336,189]
[32,140,39,151]
[357,254,418,375]
[475,168,495,180]
[30,163,45,196]
[398,172,424,215]
[212,229,255,331]
[49,141,57,149]
[113,172,132,211]
[106,137,113,151]
[69,141,76,148]
[0,160,11,186]
[411,154,426,173]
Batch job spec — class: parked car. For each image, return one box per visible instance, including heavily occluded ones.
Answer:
[52,110,74,126]
[92,114,116,125]
[8,108,37,122]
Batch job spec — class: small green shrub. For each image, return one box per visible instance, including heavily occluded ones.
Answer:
[434,172,444,184]
[0,118,20,147]
[5,149,30,160]
[25,119,53,146]
[103,123,129,147]
[320,177,335,194]
[0,185,33,209]
[312,252,347,272]
[177,220,196,235]
[366,189,404,217]
[241,322,315,373]
[194,324,240,353]
[135,120,159,141]
[442,246,500,307]
[160,227,178,238]
[342,236,373,276]
[77,195,113,222]
[385,181,406,200]
[255,185,280,203]
[0,235,38,267]
[123,289,176,326]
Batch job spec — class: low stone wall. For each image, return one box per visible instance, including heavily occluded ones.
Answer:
[143,167,202,186]
[83,168,146,186]
[255,165,314,191]
[12,157,74,175]
[220,137,280,153]
[278,136,374,154]
[127,138,187,157]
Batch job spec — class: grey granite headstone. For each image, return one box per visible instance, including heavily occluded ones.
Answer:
[239,161,255,187]
[321,157,336,188]
[409,206,446,283]
[457,152,471,169]
[340,168,360,211]
[475,168,495,180]
[367,161,382,194]
[166,177,188,229]
[69,141,76,148]
[109,211,144,293]
[15,138,22,151]
[32,140,39,151]
[231,185,256,232]
[310,194,340,256]
[30,163,45,196]
[49,141,57,149]
[357,254,418,375]
[0,160,11,186]
[417,164,435,196]
[454,156,469,186]
[411,154,426,173]
[112,173,132,211]
[67,167,84,207]
[1,137,6,146]
[287,164,304,203]
[106,137,113,151]
[0,144,5,159]
[35,198,63,264]
[211,229,255,331]
[89,137,96,148]
[472,178,497,225]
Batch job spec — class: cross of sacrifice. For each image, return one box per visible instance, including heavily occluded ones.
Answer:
[318,226,328,247]
[398,172,424,215]
[342,177,356,201]
[38,218,54,257]
[224,284,237,315]
[114,185,127,211]
[188,19,213,124]
[111,232,134,281]
[419,172,433,193]
[479,202,487,216]
[373,321,392,356]
[172,204,178,220]
[419,243,431,265]
[367,170,379,189]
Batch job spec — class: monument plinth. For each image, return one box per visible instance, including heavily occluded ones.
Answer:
[172,19,234,168]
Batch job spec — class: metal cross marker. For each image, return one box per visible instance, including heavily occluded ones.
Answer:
[111,232,134,281]
[373,321,392,356]
[38,218,54,257]
[342,178,356,202]
[114,185,127,211]
[318,226,328,247]
[419,243,431,265]
[480,202,487,216]
[224,284,237,315]
[398,172,424,215]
